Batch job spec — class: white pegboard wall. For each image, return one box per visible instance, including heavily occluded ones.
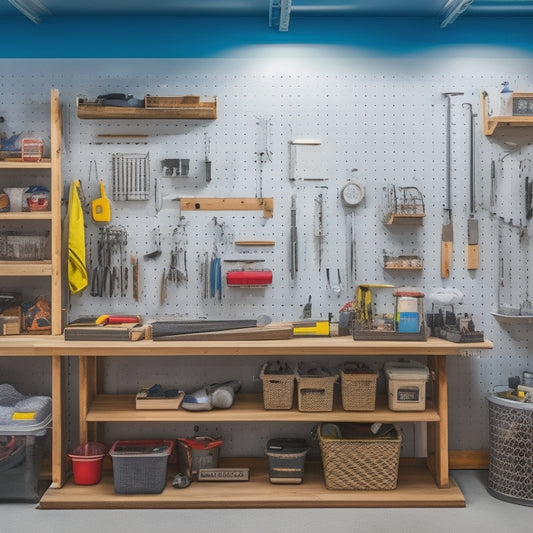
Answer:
[1,57,533,451]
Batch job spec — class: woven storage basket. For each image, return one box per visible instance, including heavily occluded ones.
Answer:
[260,362,295,410]
[340,362,378,411]
[296,365,337,412]
[318,423,401,490]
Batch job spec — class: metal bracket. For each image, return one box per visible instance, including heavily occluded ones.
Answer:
[269,0,292,31]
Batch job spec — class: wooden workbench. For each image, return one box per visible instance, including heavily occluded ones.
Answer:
[0,335,492,508]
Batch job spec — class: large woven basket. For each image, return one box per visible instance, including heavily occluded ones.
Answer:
[260,362,295,410]
[296,366,337,412]
[318,423,401,490]
[339,362,378,411]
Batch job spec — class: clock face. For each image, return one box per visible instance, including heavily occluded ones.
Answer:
[341,181,365,207]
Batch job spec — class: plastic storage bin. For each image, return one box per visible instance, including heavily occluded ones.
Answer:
[488,392,533,506]
[265,438,310,484]
[0,383,52,502]
[109,439,174,494]
[68,442,108,485]
[384,360,429,411]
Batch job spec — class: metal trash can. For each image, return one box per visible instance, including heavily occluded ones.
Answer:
[488,392,533,506]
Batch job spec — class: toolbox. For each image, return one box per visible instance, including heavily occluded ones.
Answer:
[384,360,430,411]
[109,439,173,494]
[265,438,310,484]
[0,384,52,502]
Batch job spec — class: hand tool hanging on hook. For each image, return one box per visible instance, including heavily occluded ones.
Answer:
[290,195,298,281]
[463,102,479,270]
[441,91,464,279]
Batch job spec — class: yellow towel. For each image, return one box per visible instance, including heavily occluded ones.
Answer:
[68,180,88,294]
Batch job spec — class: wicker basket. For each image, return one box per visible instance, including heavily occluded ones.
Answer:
[318,423,401,490]
[339,362,378,411]
[260,362,295,410]
[296,365,337,412]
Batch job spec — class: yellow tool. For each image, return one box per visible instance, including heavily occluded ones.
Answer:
[355,284,395,327]
[292,320,330,336]
[91,180,111,223]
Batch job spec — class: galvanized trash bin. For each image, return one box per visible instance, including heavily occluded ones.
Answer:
[488,392,533,506]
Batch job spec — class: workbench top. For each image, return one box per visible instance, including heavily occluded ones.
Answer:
[0,334,492,357]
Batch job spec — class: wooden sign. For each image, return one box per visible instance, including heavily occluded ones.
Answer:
[197,468,250,482]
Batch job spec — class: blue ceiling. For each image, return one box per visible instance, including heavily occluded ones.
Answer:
[2,0,533,23]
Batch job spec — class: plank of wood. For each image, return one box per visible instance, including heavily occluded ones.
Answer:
[154,324,293,341]
[235,240,275,246]
[151,320,257,338]
[39,459,466,509]
[177,197,274,218]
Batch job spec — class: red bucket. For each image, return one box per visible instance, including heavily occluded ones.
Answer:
[68,442,108,485]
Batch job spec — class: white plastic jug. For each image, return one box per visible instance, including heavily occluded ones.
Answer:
[3,187,28,212]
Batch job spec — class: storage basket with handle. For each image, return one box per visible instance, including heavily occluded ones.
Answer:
[318,422,401,490]
[259,361,295,410]
[296,363,337,412]
[339,362,378,411]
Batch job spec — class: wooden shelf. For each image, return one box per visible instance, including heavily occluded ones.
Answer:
[482,114,533,135]
[19,335,491,357]
[481,91,533,135]
[0,211,52,220]
[0,159,52,169]
[39,459,465,509]
[77,99,217,120]
[0,260,52,276]
[85,393,440,423]
[384,213,425,225]
[384,266,423,271]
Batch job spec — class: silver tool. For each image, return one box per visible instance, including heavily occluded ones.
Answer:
[314,192,324,271]
[290,195,298,280]
[112,153,150,201]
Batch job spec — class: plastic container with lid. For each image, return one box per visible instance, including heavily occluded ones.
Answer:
[384,360,430,411]
[0,384,52,502]
[265,438,310,484]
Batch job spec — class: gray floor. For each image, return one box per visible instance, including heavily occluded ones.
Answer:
[0,471,530,533]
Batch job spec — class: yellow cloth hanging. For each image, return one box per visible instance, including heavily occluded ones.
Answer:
[67,180,88,294]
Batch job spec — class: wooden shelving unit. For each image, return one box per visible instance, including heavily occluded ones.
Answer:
[0,336,491,508]
[481,91,533,135]
[18,335,490,509]
[0,89,62,335]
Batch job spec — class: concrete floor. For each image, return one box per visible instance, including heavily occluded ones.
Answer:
[0,471,530,533]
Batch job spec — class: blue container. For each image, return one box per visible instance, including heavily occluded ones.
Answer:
[397,312,419,333]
